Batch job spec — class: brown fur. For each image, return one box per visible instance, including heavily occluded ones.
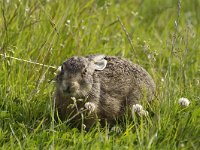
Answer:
[55,55,156,129]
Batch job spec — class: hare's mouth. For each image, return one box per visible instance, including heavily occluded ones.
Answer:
[61,81,91,98]
[62,87,78,95]
[62,87,84,98]
[61,81,79,94]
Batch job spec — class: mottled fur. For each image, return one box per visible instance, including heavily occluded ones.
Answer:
[55,55,156,129]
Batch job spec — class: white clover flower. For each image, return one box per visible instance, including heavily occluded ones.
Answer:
[132,104,143,113]
[139,110,149,116]
[132,104,149,117]
[178,97,190,107]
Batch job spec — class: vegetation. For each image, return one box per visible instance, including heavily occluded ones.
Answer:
[0,0,199,149]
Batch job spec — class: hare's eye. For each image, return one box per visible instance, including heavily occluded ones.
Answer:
[60,65,65,75]
[61,65,64,71]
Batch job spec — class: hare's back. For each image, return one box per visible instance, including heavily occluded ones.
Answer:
[99,56,155,98]
[104,56,149,77]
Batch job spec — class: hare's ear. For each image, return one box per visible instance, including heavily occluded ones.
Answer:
[90,55,107,71]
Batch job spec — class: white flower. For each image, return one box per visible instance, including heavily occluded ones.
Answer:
[132,104,143,113]
[139,110,149,116]
[132,104,149,117]
[178,97,190,107]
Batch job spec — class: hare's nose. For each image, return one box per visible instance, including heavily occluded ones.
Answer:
[62,82,78,93]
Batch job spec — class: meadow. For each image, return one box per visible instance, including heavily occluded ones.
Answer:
[0,0,200,149]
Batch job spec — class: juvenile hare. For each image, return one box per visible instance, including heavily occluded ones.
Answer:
[55,55,155,129]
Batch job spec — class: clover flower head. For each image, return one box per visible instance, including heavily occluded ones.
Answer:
[132,104,143,113]
[139,110,149,116]
[178,97,190,107]
[132,104,149,117]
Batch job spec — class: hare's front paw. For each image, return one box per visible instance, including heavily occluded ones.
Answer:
[84,102,96,113]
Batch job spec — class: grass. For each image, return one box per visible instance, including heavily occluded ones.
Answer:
[0,0,200,149]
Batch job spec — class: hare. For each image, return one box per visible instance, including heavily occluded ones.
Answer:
[55,54,156,129]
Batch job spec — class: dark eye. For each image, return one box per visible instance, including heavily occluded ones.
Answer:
[61,65,64,71]
[60,65,65,75]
